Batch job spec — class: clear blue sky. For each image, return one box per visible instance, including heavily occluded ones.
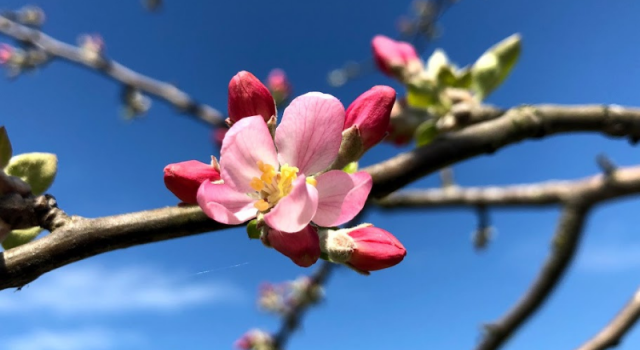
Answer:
[2,1,640,349]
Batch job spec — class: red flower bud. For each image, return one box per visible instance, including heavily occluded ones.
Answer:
[268,225,321,268]
[164,160,221,204]
[227,71,276,125]
[371,35,421,79]
[345,86,396,150]
[347,225,406,271]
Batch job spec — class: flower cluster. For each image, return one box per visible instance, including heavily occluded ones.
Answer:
[164,71,406,272]
[258,276,323,315]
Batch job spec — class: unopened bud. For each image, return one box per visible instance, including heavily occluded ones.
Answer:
[163,159,221,204]
[266,68,292,106]
[319,224,406,273]
[344,85,396,150]
[228,71,276,126]
[371,35,423,81]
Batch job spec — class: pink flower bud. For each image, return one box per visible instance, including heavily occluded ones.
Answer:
[164,160,221,204]
[267,225,321,268]
[344,86,396,150]
[227,71,276,125]
[371,35,421,79]
[0,44,14,64]
[266,68,292,105]
[347,225,406,271]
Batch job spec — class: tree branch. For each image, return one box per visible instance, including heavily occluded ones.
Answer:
[575,286,640,350]
[377,165,640,208]
[0,14,225,127]
[0,205,233,290]
[365,104,640,198]
[476,203,590,350]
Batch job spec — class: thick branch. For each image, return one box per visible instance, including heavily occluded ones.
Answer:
[365,104,640,198]
[0,15,225,127]
[476,204,590,350]
[575,287,640,350]
[0,205,233,289]
[377,165,640,208]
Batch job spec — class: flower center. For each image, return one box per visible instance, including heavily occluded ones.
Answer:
[248,161,299,212]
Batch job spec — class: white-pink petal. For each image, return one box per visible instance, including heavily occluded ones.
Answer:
[264,176,319,233]
[220,116,278,193]
[275,92,345,175]
[312,170,372,227]
[197,181,257,225]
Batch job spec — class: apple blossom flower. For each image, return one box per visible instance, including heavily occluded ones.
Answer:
[197,92,372,234]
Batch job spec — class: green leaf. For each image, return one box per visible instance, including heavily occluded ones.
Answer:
[426,49,449,77]
[342,161,359,174]
[436,65,458,87]
[406,86,439,110]
[414,120,439,147]
[246,219,261,240]
[5,152,58,195]
[453,68,473,89]
[2,226,43,250]
[471,33,521,100]
[0,127,12,169]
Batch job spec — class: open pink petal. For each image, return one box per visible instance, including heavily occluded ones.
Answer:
[275,92,345,175]
[264,176,319,233]
[312,170,372,227]
[197,181,257,225]
[220,116,278,193]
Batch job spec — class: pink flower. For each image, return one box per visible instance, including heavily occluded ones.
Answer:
[267,225,321,267]
[197,92,373,234]
[347,225,406,272]
[0,44,13,64]
[227,71,276,125]
[371,35,421,78]
[164,160,221,204]
[344,85,396,150]
[266,68,292,105]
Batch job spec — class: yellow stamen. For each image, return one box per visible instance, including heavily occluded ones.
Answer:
[306,177,317,187]
[254,199,270,211]
[250,177,264,192]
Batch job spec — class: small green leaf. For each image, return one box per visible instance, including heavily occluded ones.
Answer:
[0,127,12,169]
[406,86,439,110]
[246,219,261,240]
[471,33,521,100]
[426,49,449,77]
[437,65,458,87]
[453,68,473,89]
[2,226,43,250]
[342,161,359,174]
[5,152,58,195]
[414,120,439,147]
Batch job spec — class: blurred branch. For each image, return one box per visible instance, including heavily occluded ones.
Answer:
[0,205,233,290]
[575,286,640,350]
[0,13,225,127]
[272,262,334,350]
[365,104,640,199]
[377,165,640,208]
[476,204,589,350]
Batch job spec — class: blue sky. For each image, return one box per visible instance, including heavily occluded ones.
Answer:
[2,0,640,349]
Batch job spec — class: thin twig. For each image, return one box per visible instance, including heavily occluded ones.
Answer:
[377,165,640,208]
[0,14,225,127]
[575,286,640,350]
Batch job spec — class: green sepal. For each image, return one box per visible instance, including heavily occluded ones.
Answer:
[246,219,261,240]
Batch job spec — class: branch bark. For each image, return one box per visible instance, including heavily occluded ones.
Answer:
[365,104,640,198]
[0,14,225,127]
[377,165,640,208]
[476,203,590,350]
[575,286,640,350]
[0,205,233,290]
